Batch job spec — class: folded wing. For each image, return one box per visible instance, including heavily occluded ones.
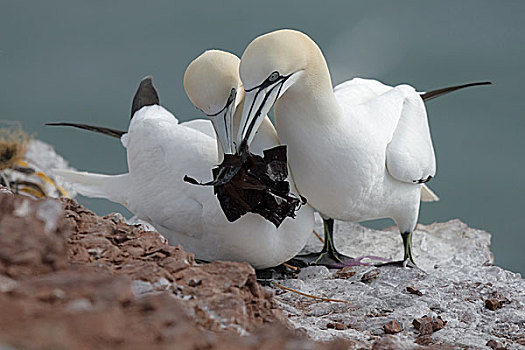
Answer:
[334,79,436,185]
[385,86,436,184]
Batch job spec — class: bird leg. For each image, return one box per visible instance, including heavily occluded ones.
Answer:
[402,231,416,267]
[290,218,355,267]
[376,231,417,268]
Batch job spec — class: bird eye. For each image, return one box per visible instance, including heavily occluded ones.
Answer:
[268,71,280,82]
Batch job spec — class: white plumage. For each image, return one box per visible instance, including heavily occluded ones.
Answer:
[237,29,438,265]
[55,51,314,269]
[57,104,314,269]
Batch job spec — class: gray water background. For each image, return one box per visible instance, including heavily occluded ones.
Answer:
[1,1,523,274]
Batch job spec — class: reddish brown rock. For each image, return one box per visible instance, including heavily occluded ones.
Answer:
[406,286,423,296]
[0,192,67,278]
[485,298,502,311]
[383,320,403,334]
[371,335,405,350]
[172,260,283,332]
[1,275,348,350]
[432,316,446,331]
[335,266,356,279]
[361,268,380,282]
[414,335,434,346]
[419,320,435,336]
[486,339,507,350]
[60,198,283,332]
[327,322,347,330]
[63,198,195,282]
[412,315,447,336]
[0,192,349,349]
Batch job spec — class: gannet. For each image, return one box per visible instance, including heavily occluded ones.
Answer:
[54,50,314,269]
[237,29,489,267]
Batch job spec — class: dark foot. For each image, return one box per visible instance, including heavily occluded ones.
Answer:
[289,250,356,268]
[376,231,422,269]
[375,258,417,269]
[290,217,359,268]
[375,258,427,274]
[256,263,299,285]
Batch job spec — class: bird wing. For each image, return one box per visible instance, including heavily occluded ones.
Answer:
[333,77,393,105]
[335,79,436,185]
[182,118,217,139]
[384,86,436,184]
[123,105,221,238]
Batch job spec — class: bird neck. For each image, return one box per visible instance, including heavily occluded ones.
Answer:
[276,56,344,127]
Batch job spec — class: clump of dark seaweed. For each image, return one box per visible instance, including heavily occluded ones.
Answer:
[184,144,306,227]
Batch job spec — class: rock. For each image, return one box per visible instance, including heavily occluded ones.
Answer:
[327,322,347,330]
[487,339,507,350]
[335,266,356,279]
[361,268,380,282]
[406,286,423,296]
[372,335,416,350]
[383,320,403,334]
[0,193,67,277]
[485,298,502,311]
[0,191,350,349]
[1,281,348,350]
[413,315,446,336]
[297,266,331,280]
[61,197,285,333]
[271,214,525,348]
[4,140,525,349]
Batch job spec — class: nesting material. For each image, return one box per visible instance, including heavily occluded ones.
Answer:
[0,123,71,199]
[0,121,31,171]
[184,145,305,227]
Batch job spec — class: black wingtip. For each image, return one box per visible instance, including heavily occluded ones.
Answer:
[131,75,160,119]
[421,81,492,102]
[45,122,126,138]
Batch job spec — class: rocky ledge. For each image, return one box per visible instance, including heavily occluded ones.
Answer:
[0,190,348,349]
[273,217,525,349]
[0,188,524,349]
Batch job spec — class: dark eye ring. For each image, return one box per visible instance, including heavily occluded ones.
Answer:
[268,71,279,82]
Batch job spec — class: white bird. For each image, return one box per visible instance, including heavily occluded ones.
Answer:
[53,50,314,269]
[236,29,489,267]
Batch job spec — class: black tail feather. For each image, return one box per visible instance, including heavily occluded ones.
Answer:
[131,76,159,119]
[45,122,126,138]
[420,81,492,102]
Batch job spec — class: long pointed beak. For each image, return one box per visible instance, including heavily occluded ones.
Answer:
[208,99,236,155]
[237,89,265,149]
[237,83,282,149]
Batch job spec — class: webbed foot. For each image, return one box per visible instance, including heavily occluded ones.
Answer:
[256,263,299,285]
[375,230,421,271]
[375,258,417,269]
[290,249,355,268]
